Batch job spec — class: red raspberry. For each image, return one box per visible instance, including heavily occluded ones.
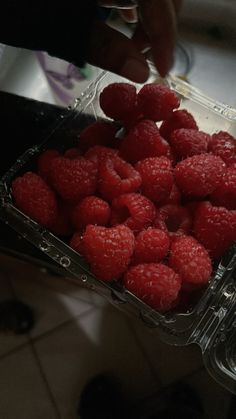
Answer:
[64,148,81,159]
[98,156,142,201]
[175,154,226,197]
[122,105,143,131]
[70,231,85,256]
[119,120,170,164]
[154,204,192,238]
[169,129,210,159]
[135,156,173,204]
[71,196,111,230]
[137,83,180,122]
[85,146,118,165]
[37,149,60,180]
[123,263,182,312]
[79,121,118,152]
[50,201,73,236]
[210,166,236,210]
[49,157,97,202]
[131,228,170,265]
[165,147,178,167]
[12,172,58,227]
[159,109,198,141]
[83,224,135,281]
[99,83,137,120]
[111,193,156,233]
[160,182,181,206]
[208,131,236,166]
[193,201,236,259]
[184,201,201,217]
[169,235,212,289]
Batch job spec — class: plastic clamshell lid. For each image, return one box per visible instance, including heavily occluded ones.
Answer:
[0,67,236,393]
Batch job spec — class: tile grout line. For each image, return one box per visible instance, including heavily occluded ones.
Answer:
[0,306,85,362]
[8,267,105,311]
[29,337,62,419]
[125,317,163,389]
[0,270,97,361]
[39,277,109,311]
[29,306,96,345]
[7,266,105,342]
[125,317,205,389]
[0,341,30,362]
[27,306,102,419]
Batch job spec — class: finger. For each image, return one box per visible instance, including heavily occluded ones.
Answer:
[119,8,138,23]
[132,23,150,52]
[138,0,177,76]
[173,0,182,14]
[86,21,149,82]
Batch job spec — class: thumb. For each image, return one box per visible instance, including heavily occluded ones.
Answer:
[86,21,149,83]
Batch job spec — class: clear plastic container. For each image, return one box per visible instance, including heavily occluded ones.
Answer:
[0,67,236,394]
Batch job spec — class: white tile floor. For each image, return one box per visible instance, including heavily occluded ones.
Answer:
[0,254,233,419]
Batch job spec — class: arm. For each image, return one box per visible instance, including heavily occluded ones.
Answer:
[0,1,181,82]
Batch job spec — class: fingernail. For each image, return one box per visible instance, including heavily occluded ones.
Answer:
[121,58,149,83]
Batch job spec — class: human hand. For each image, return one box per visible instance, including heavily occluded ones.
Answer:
[87,0,182,82]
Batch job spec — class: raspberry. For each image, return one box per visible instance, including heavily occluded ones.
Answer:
[119,120,170,164]
[160,182,181,206]
[165,147,177,167]
[154,204,192,238]
[79,121,118,152]
[131,228,170,265]
[110,193,156,233]
[210,166,236,210]
[208,131,236,166]
[49,157,97,202]
[122,105,143,131]
[169,129,210,159]
[137,83,180,122]
[12,172,58,227]
[135,156,173,204]
[99,83,137,120]
[193,201,236,259]
[175,154,226,197]
[123,263,182,312]
[83,224,135,281]
[71,196,111,230]
[64,148,81,159]
[169,235,212,289]
[184,201,201,217]
[85,146,118,165]
[98,156,142,201]
[159,109,198,141]
[50,201,73,236]
[37,149,60,180]
[70,231,85,256]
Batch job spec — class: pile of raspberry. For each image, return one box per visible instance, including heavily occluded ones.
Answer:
[12,82,236,313]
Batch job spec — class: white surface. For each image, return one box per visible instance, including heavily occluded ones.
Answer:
[181,0,236,32]
[179,31,236,107]
[0,44,101,107]
[0,45,56,104]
